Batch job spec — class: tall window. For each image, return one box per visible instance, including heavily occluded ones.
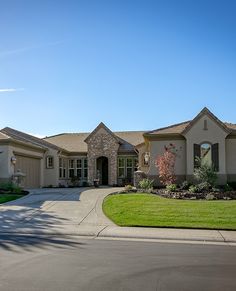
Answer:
[118,158,125,178]
[200,143,211,166]
[59,158,66,178]
[118,157,137,183]
[126,158,133,180]
[68,159,75,178]
[194,143,219,171]
[84,158,88,178]
[76,159,82,178]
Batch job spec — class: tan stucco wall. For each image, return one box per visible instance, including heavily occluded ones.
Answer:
[43,148,60,187]
[184,114,228,183]
[148,139,186,176]
[0,145,11,179]
[226,138,236,175]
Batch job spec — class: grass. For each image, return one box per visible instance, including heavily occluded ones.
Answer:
[103,193,236,230]
[0,194,24,204]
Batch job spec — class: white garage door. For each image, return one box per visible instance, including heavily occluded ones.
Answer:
[15,155,41,188]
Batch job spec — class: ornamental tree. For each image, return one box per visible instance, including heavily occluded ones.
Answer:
[156,144,177,186]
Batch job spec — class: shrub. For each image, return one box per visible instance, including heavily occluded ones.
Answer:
[197,182,211,192]
[166,184,177,192]
[156,144,177,186]
[0,182,22,193]
[189,185,199,193]
[194,157,217,187]
[224,183,233,192]
[180,180,191,190]
[212,187,221,193]
[125,184,133,191]
[227,181,236,190]
[138,178,154,190]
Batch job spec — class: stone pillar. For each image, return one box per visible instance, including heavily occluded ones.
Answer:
[134,169,146,188]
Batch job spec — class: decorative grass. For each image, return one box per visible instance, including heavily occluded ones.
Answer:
[103,193,236,230]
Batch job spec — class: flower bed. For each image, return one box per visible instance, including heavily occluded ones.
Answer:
[154,189,236,200]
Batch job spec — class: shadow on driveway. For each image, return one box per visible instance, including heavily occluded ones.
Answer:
[0,188,90,251]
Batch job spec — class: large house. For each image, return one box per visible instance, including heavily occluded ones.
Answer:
[1,107,236,188]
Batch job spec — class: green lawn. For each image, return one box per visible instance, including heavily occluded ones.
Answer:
[0,194,24,204]
[103,193,236,230]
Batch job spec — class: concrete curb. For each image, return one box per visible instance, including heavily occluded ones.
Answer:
[1,225,236,245]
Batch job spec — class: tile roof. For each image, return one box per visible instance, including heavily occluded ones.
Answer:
[0,131,11,140]
[44,131,145,153]
[0,127,62,150]
[145,121,191,135]
[145,121,236,136]
[224,122,236,131]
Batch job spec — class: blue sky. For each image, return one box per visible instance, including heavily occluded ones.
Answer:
[1,0,236,137]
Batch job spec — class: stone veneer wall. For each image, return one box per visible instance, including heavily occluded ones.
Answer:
[86,128,120,185]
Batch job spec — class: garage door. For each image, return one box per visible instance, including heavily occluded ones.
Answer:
[15,155,41,188]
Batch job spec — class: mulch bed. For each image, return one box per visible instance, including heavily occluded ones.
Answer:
[118,189,236,200]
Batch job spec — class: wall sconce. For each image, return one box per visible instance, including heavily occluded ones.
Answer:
[11,156,17,165]
[144,152,150,165]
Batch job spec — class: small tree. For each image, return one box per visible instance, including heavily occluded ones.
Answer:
[194,157,217,187]
[156,144,177,186]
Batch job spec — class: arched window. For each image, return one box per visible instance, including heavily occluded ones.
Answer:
[194,142,219,171]
[200,143,212,166]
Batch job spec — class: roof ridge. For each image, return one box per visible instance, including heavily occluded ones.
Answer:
[1,127,62,150]
[145,120,191,134]
[45,132,90,139]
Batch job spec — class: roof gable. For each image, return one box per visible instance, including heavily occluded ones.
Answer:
[182,107,230,135]
[84,122,120,144]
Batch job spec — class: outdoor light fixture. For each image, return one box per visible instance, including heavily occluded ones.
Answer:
[144,152,150,165]
[11,156,17,165]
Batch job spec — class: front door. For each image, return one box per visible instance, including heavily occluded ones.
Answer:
[96,156,108,185]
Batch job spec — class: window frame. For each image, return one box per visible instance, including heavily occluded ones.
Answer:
[46,156,54,169]
[59,157,67,179]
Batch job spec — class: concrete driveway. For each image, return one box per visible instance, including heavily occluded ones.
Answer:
[0,187,118,236]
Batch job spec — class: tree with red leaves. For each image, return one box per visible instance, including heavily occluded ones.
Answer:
[156,144,177,186]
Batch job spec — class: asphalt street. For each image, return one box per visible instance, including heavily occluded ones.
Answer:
[0,234,235,291]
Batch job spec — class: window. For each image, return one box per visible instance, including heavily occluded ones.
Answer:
[59,158,66,178]
[76,159,82,178]
[193,143,219,171]
[75,158,88,180]
[68,159,75,178]
[83,158,88,178]
[118,158,125,178]
[117,157,137,183]
[46,156,54,169]
[200,143,211,166]
[126,158,133,180]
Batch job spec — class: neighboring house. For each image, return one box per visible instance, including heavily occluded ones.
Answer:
[0,107,236,188]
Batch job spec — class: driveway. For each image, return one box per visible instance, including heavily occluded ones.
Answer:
[0,187,119,236]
